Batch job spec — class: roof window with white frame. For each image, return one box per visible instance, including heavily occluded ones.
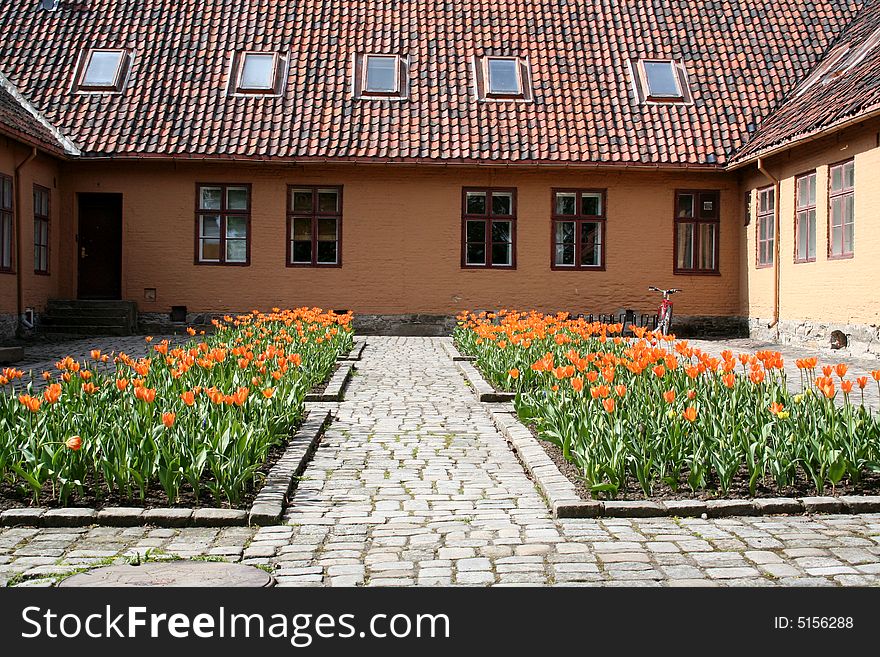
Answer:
[632,59,692,104]
[474,55,532,101]
[353,54,408,98]
[76,49,132,93]
[231,52,286,95]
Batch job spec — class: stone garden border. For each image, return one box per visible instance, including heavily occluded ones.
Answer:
[304,362,355,402]
[439,337,475,362]
[338,336,367,361]
[0,409,332,529]
[455,361,514,402]
[484,403,880,520]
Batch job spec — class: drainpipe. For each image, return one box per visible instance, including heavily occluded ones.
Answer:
[14,147,38,333]
[756,157,780,332]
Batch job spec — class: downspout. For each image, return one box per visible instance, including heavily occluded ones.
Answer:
[756,157,780,331]
[14,147,38,332]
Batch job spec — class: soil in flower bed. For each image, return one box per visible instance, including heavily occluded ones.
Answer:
[527,422,880,501]
[0,424,300,512]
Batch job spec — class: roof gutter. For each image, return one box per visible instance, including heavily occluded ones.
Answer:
[757,157,781,332]
[728,104,880,170]
[14,146,37,333]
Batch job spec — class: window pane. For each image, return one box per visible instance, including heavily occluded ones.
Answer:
[699,195,717,219]
[226,239,246,262]
[292,241,312,263]
[581,222,602,266]
[466,192,486,215]
[491,220,511,243]
[34,245,40,270]
[240,53,275,89]
[317,241,337,264]
[292,190,313,213]
[797,213,809,260]
[698,223,716,270]
[199,187,222,210]
[317,217,337,240]
[226,215,247,238]
[200,238,220,261]
[466,243,485,265]
[555,193,576,216]
[555,243,574,266]
[365,55,397,92]
[581,193,602,216]
[487,58,520,94]
[643,61,680,97]
[831,197,844,228]
[317,189,339,213]
[466,220,485,243]
[677,194,694,218]
[808,211,817,259]
[200,215,220,237]
[491,192,513,216]
[555,221,575,243]
[40,220,48,244]
[844,220,854,254]
[844,161,854,188]
[676,222,694,269]
[83,50,123,86]
[226,187,248,210]
[491,243,512,266]
[1,179,12,208]
[293,217,311,240]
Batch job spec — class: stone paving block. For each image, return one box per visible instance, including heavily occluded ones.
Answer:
[143,508,192,528]
[800,497,845,514]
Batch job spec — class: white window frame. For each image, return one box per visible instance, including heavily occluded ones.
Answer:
[74,48,133,94]
[362,54,401,94]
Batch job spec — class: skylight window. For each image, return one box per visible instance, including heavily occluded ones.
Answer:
[633,59,691,104]
[231,52,286,95]
[77,49,131,92]
[354,54,408,98]
[364,55,399,93]
[475,56,532,101]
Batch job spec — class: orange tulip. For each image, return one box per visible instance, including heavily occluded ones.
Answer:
[43,383,62,404]
[822,365,833,377]
[857,376,868,389]
[82,382,98,395]
[116,378,129,391]
[90,349,102,360]
[663,389,676,404]
[508,368,520,379]
[682,406,698,423]
[614,384,627,398]
[162,412,176,428]
[769,402,785,415]
[261,387,275,399]
[749,369,765,384]
[841,380,853,394]
[571,377,584,393]
[835,363,848,379]
[872,370,880,382]
[180,391,195,406]
[687,389,697,400]
[602,398,615,414]
[652,365,666,378]
[79,370,92,380]
[233,387,249,405]
[722,372,736,388]
[65,435,82,451]
[18,394,40,413]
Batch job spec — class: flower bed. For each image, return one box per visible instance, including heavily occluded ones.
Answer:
[454,310,880,500]
[1,308,353,508]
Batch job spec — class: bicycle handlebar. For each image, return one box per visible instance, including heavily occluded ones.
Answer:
[648,287,682,294]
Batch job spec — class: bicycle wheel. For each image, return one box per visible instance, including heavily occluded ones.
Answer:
[658,307,670,335]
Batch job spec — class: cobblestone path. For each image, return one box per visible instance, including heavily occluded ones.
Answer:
[2,337,880,587]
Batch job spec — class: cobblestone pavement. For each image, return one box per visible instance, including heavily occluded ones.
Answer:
[691,337,880,411]
[2,336,880,587]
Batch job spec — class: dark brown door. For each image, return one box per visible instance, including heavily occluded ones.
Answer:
[77,193,122,299]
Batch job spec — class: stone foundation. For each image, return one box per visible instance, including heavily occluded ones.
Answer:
[0,313,18,341]
[670,315,748,338]
[749,317,880,359]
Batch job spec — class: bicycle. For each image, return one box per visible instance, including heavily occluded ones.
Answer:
[648,286,682,335]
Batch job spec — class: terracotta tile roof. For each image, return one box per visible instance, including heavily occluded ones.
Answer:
[0,73,72,156]
[732,0,880,164]
[0,0,867,166]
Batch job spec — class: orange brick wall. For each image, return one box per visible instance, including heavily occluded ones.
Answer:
[58,161,742,319]
[0,135,63,317]
[740,117,880,329]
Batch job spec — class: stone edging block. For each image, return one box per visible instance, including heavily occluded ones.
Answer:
[439,337,475,362]
[0,410,331,529]
[248,408,331,526]
[456,360,514,402]
[338,337,367,362]
[484,402,880,520]
[305,363,354,402]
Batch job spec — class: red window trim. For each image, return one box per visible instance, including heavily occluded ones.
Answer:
[550,188,607,271]
[194,183,252,266]
[793,171,817,264]
[673,189,720,276]
[286,185,344,268]
[461,187,517,269]
[755,186,775,269]
[33,184,50,276]
[828,158,855,260]
[0,172,13,274]
[75,48,132,93]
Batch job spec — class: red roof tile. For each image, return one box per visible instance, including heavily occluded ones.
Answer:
[0,74,71,156]
[0,0,867,166]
